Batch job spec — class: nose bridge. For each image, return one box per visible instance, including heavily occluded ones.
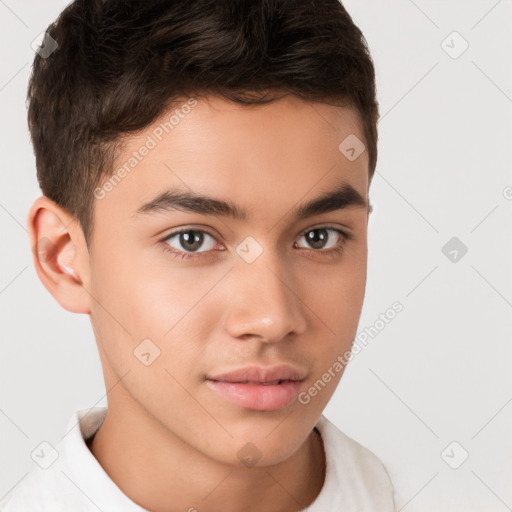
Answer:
[224,237,307,342]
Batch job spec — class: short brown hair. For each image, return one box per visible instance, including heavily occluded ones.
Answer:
[27,0,379,246]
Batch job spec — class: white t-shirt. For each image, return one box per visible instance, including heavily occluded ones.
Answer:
[0,407,396,511]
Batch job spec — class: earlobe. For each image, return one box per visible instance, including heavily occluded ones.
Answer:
[367,202,373,225]
[28,196,91,314]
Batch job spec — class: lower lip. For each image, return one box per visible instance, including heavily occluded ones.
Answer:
[206,379,303,411]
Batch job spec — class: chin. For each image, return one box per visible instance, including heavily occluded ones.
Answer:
[215,420,310,468]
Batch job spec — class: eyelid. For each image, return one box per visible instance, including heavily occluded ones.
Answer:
[157,223,222,240]
[299,222,353,239]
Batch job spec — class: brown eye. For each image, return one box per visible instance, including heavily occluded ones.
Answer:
[297,228,344,250]
[304,228,330,249]
[163,229,217,254]
[293,227,352,259]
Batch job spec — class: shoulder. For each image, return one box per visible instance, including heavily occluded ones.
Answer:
[0,408,108,512]
[0,465,88,512]
[315,414,396,511]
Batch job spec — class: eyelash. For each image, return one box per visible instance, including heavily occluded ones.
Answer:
[159,226,353,261]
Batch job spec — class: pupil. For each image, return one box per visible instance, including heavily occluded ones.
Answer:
[307,229,327,249]
[181,231,203,252]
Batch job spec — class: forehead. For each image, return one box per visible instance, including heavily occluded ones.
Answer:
[93,94,369,228]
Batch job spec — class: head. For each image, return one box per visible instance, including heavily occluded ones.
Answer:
[28,0,379,466]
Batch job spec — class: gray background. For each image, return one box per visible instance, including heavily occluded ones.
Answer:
[1,1,511,510]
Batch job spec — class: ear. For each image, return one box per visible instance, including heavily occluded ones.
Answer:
[27,195,91,314]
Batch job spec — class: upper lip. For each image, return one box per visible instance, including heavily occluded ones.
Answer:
[207,364,308,384]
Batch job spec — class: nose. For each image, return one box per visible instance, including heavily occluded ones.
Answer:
[223,246,307,343]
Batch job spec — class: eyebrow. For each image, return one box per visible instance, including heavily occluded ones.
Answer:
[135,181,371,222]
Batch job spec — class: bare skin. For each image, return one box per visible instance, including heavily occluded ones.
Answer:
[28,93,371,512]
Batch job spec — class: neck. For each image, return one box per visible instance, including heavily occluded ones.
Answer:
[87,405,326,512]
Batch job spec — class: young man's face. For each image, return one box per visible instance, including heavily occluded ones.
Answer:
[86,94,369,466]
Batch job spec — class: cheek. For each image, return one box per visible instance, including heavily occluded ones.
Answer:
[90,238,185,332]
[298,253,367,379]
[88,247,212,400]
[303,251,367,327]
[95,257,220,379]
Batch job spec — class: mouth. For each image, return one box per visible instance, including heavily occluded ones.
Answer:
[206,379,304,411]
[207,363,308,385]
[205,365,307,411]
[212,379,294,385]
